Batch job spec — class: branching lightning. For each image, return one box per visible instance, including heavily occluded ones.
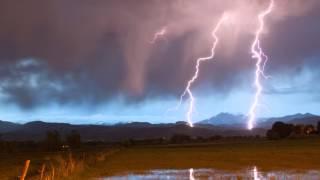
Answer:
[247,0,274,130]
[150,27,167,44]
[177,14,228,127]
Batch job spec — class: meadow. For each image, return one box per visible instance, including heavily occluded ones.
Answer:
[1,137,320,179]
[86,138,320,178]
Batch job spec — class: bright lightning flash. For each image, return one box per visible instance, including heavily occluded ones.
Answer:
[150,27,167,44]
[247,0,274,130]
[253,166,260,180]
[189,168,195,180]
[178,14,228,127]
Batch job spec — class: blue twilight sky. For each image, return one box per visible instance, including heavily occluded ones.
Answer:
[0,1,319,124]
[0,65,319,124]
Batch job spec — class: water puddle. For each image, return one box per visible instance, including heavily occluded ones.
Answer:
[102,167,320,179]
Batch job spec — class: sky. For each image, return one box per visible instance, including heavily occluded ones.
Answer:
[0,0,319,124]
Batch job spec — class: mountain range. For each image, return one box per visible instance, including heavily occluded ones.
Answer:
[0,113,319,142]
[197,112,319,128]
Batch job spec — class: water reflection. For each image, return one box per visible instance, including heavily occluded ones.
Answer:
[253,166,260,180]
[103,167,320,179]
[189,168,195,180]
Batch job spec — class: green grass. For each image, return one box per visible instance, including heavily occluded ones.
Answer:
[86,138,320,178]
[1,138,320,179]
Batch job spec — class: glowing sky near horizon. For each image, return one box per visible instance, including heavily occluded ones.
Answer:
[0,66,319,124]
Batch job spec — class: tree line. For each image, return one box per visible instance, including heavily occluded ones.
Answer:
[0,130,81,153]
[266,121,320,140]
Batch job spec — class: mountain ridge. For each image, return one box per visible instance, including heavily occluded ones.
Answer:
[197,112,319,127]
[0,113,319,141]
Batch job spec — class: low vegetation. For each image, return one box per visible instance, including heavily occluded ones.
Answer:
[84,138,320,178]
[0,122,319,179]
[266,121,320,139]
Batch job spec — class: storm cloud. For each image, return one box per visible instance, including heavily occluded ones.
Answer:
[0,0,319,109]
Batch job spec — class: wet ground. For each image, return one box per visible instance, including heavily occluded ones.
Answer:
[102,167,320,179]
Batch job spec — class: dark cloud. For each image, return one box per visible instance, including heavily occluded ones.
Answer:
[0,0,319,109]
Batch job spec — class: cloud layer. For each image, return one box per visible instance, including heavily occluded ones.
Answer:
[0,0,319,109]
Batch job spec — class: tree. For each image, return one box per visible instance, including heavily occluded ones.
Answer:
[66,130,81,148]
[293,125,305,135]
[44,130,62,151]
[304,125,316,135]
[270,121,294,139]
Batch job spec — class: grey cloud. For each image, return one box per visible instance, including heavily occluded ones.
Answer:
[0,0,319,109]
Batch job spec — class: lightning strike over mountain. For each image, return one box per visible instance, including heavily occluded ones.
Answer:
[177,14,228,127]
[247,0,274,130]
[150,27,167,44]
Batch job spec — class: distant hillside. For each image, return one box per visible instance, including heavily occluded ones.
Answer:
[258,113,320,128]
[198,113,246,126]
[1,113,319,141]
[0,120,21,133]
[198,113,320,129]
[288,116,320,125]
[1,121,265,142]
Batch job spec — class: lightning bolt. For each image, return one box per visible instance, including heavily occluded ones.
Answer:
[247,0,274,130]
[177,14,228,127]
[150,27,167,44]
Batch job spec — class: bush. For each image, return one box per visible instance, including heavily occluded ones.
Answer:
[44,130,62,151]
[66,130,81,148]
[271,121,294,138]
[266,121,295,139]
[304,124,316,135]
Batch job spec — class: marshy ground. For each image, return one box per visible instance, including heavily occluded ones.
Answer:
[1,138,320,179]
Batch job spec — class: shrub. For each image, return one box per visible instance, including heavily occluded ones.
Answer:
[66,130,81,148]
[271,121,294,138]
[44,130,62,151]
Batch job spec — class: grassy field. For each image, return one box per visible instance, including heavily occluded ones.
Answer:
[1,138,320,179]
[0,147,119,180]
[85,138,320,178]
